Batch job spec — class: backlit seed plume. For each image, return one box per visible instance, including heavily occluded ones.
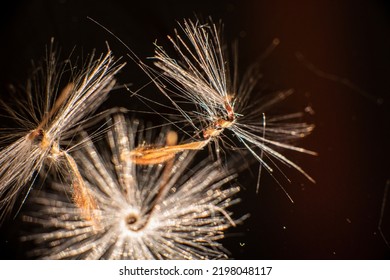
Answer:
[21,113,245,259]
[0,38,125,222]
[147,18,316,185]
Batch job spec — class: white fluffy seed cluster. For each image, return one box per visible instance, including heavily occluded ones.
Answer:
[21,114,246,259]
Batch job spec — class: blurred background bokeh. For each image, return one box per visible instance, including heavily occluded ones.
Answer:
[0,0,389,259]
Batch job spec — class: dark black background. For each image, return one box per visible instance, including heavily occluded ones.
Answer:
[0,0,389,259]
